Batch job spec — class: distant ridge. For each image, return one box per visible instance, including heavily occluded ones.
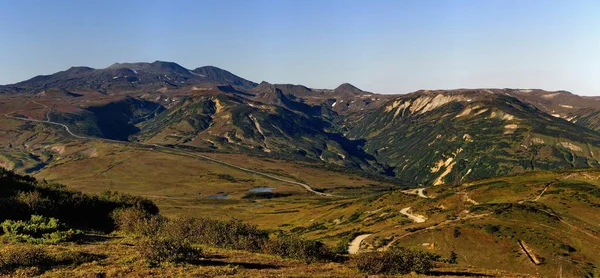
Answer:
[0,61,257,93]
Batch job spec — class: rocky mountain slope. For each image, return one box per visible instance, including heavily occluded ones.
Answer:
[3,62,600,185]
[506,89,600,131]
[345,89,600,185]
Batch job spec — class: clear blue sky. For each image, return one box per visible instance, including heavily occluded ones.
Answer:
[1,0,599,95]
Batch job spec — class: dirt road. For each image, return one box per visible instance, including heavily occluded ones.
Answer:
[5,102,335,197]
[400,207,426,223]
[348,234,372,254]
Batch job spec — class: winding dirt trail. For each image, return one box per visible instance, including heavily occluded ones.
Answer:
[534,183,551,202]
[5,101,335,197]
[348,234,371,254]
[402,187,431,199]
[400,207,426,223]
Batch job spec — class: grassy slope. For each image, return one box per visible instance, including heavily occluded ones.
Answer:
[0,238,523,278]
[2,96,600,277]
[345,92,600,186]
[33,138,600,276]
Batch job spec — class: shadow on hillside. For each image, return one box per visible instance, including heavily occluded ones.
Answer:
[79,234,120,244]
[190,259,279,270]
[428,271,492,277]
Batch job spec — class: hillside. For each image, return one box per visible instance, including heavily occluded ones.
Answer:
[2,168,531,277]
[4,157,600,276]
[134,88,385,173]
[3,63,600,186]
[507,89,600,131]
[345,89,600,185]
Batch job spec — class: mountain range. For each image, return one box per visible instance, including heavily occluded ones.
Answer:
[3,61,600,185]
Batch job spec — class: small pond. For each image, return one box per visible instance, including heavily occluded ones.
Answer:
[249,187,275,193]
[207,195,229,199]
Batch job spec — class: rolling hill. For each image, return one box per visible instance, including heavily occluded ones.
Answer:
[3,62,600,186]
[2,62,600,276]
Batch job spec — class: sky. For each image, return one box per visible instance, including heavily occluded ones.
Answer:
[0,0,599,95]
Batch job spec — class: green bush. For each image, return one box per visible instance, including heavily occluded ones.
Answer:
[136,236,202,265]
[446,251,458,264]
[112,209,202,265]
[347,211,361,222]
[1,215,82,244]
[111,208,164,236]
[113,212,338,264]
[453,227,461,238]
[164,216,268,252]
[0,168,159,232]
[17,191,51,214]
[261,236,337,263]
[354,247,437,275]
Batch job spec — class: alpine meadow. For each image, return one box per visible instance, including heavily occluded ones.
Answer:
[1,1,600,277]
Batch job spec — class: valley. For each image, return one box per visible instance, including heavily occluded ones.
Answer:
[1,62,600,277]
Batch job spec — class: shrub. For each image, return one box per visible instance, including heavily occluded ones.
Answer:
[354,247,437,275]
[453,227,461,238]
[1,215,82,244]
[347,211,361,222]
[0,245,52,274]
[112,212,338,264]
[17,191,51,214]
[98,190,159,215]
[111,208,164,236]
[446,250,458,264]
[136,236,202,265]
[261,236,337,263]
[0,168,160,232]
[164,216,268,252]
[0,246,102,274]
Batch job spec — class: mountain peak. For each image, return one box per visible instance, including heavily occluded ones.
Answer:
[106,61,188,74]
[334,83,364,95]
[191,66,257,89]
[65,66,95,74]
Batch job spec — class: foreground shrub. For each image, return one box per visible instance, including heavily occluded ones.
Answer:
[164,216,269,252]
[0,168,160,232]
[136,236,202,265]
[0,245,52,274]
[0,246,101,274]
[1,215,82,244]
[113,212,338,264]
[262,235,337,263]
[98,190,159,215]
[354,247,437,275]
[111,208,164,236]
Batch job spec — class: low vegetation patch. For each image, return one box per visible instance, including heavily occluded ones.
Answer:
[136,236,202,265]
[113,208,339,264]
[0,168,159,232]
[0,245,100,275]
[1,215,82,244]
[353,247,438,275]
[262,235,337,263]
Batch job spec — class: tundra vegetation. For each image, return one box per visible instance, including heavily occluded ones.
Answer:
[0,167,440,276]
